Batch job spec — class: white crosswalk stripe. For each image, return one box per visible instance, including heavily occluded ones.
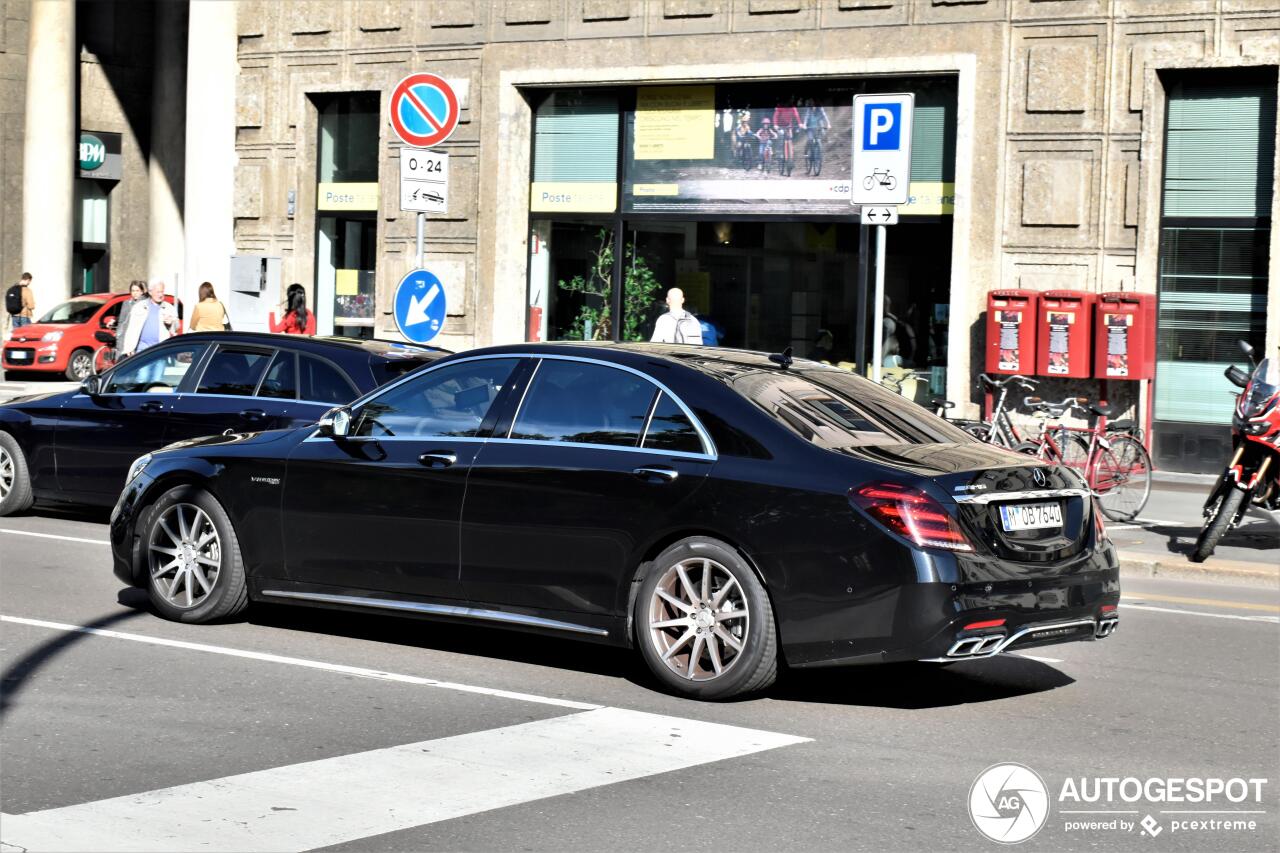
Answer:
[0,707,809,852]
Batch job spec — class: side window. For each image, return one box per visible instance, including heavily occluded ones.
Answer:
[356,357,520,438]
[301,355,358,404]
[197,348,272,397]
[104,343,208,394]
[511,360,656,447]
[643,393,703,454]
[258,351,298,400]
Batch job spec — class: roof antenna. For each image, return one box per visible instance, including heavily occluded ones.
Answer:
[768,346,794,369]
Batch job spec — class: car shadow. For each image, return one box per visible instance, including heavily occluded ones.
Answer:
[0,593,150,723]
[11,504,113,525]
[770,657,1075,709]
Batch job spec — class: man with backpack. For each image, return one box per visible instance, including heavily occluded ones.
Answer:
[5,273,35,333]
[650,287,704,345]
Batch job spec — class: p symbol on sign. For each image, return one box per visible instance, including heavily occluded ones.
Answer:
[864,103,902,150]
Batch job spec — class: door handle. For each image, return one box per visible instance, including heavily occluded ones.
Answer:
[139,400,163,413]
[418,451,457,469]
[633,466,679,483]
[239,408,266,422]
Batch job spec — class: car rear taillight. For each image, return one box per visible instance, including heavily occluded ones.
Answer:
[850,482,974,552]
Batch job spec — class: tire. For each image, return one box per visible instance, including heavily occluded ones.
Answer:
[1190,487,1244,563]
[65,347,93,381]
[1094,435,1152,522]
[141,485,248,623]
[1012,440,1043,457]
[635,536,777,700]
[92,345,117,375]
[962,423,992,443]
[0,431,34,516]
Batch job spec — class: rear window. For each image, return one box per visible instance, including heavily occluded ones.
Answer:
[198,349,271,396]
[301,355,358,404]
[734,367,977,448]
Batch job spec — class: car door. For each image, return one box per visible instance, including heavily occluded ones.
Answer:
[460,357,714,618]
[281,356,525,599]
[165,343,280,442]
[55,339,209,499]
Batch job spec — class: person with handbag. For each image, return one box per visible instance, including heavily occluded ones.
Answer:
[188,281,231,332]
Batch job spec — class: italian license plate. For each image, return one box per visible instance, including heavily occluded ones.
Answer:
[999,502,1062,532]
[8,350,29,361]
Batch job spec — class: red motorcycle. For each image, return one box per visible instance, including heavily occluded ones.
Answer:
[1191,340,1280,562]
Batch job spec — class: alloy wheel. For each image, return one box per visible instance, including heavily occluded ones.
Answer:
[0,445,12,500]
[647,557,750,682]
[70,351,93,380]
[148,503,222,609]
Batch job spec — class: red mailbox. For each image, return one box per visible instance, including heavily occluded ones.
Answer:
[1036,290,1096,378]
[986,290,1039,375]
[1094,291,1156,380]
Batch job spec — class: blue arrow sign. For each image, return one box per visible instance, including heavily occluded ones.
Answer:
[393,269,447,344]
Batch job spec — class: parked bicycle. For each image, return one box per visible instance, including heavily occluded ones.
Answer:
[91,329,120,375]
[1019,395,1153,521]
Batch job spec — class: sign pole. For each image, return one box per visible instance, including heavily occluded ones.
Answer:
[855,223,870,376]
[416,211,425,269]
[871,224,887,384]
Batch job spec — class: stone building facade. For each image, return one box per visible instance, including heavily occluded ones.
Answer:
[3,0,1279,472]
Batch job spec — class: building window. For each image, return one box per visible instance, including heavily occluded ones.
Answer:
[314,92,380,338]
[1155,72,1275,473]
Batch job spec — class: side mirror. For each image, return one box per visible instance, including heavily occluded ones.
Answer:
[1239,339,1257,365]
[1224,365,1251,389]
[81,375,103,397]
[316,406,353,439]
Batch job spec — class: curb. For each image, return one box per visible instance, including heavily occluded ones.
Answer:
[1118,553,1280,585]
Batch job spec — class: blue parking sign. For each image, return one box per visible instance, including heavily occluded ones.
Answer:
[862,102,902,150]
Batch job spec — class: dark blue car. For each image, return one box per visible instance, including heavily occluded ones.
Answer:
[0,332,444,515]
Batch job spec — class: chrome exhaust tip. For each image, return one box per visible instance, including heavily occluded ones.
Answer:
[946,634,1007,658]
[1095,617,1118,639]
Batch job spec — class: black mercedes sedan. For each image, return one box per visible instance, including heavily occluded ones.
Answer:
[0,332,443,515]
[109,343,1120,699]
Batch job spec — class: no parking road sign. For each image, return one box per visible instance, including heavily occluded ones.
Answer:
[390,73,460,149]
[394,269,448,344]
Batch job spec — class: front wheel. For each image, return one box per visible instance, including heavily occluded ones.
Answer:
[142,485,248,622]
[1190,487,1245,563]
[636,537,777,700]
[0,432,34,516]
[65,347,94,381]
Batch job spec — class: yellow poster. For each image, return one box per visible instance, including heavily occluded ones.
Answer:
[634,86,714,161]
[335,269,359,296]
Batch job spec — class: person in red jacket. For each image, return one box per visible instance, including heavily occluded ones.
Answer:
[269,283,316,335]
[772,96,802,177]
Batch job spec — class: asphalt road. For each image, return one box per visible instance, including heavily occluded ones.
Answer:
[1,509,1277,852]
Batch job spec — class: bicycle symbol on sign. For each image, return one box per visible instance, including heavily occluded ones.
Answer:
[861,169,898,191]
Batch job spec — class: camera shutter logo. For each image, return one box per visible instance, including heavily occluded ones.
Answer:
[969,763,1050,844]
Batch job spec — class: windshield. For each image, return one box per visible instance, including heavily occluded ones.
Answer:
[38,298,102,325]
[732,366,979,449]
[1245,358,1279,413]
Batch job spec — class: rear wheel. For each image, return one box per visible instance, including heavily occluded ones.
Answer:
[65,347,94,381]
[1190,487,1244,563]
[636,537,777,700]
[142,485,248,623]
[1092,435,1152,521]
[0,432,34,516]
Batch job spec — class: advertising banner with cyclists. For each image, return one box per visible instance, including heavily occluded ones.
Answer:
[623,80,856,215]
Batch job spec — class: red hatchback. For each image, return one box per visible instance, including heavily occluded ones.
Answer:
[4,293,181,381]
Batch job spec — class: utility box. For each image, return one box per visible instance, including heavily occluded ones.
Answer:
[1094,291,1156,380]
[985,290,1039,375]
[1036,290,1096,378]
[227,255,282,334]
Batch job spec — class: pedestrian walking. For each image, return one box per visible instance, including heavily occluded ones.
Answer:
[6,272,36,334]
[121,279,178,357]
[269,283,315,335]
[188,282,230,332]
[650,287,703,345]
[112,280,147,354]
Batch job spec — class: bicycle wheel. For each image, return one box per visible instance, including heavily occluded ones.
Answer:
[1055,431,1092,478]
[92,345,117,375]
[961,423,992,443]
[1092,435,1152,522]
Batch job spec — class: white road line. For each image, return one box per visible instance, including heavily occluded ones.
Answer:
[0,707,810,852]
[1009,652,1064,664]
[0,615,602,711]
[0,528,109,545]
[1120,603,1280,624]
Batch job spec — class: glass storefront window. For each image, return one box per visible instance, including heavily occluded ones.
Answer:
[317,215,377,337]
[317,92,380,183]
[528,221,619,341]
